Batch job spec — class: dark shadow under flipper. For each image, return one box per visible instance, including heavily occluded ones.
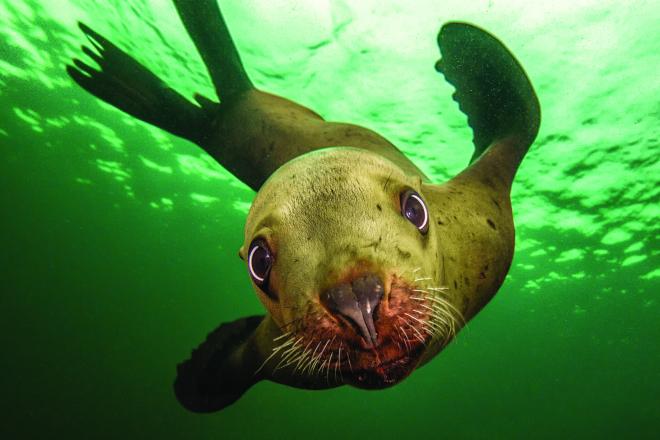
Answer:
[174,315,264,413]
[436,22,540,164]
[66,22,210,144]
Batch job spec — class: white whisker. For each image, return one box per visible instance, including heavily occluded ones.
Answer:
[311,338,331,376]
[394,325,409,352]
[307,340,324,375]
[412,332,425,344]
[274,337,304,370]
[326,352,333,384]
[293,339,314,372]
[345,344,353,373]
[404,312,425,325]
[273,331,292,342]
[255,335,295,374]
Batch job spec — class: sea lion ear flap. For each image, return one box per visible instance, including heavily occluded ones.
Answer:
[436,22,541,189]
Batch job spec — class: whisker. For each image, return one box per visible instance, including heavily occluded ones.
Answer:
[319,358,328,382]
[404,311,426,326]
[430,312,450,326]
[281,349,305,371]
[431,310,455,336]
[424,316,444,333]
[428,309,454,328]
[409,311,438,339]
[274,337,304,370]
[326,352,333,384]
[393,325,406,350]
[255,335,295,374]
[313,338,332,376]
[412,332,425,344]
[293,340,315,373]
[395,320,412,352]
[426,296,465,325]
[405,319,427,344]
[324,335,337,380]
[344,343,353,373]
[272,335,296,351]
[273,331,292,342]
[398,314,425,344]
[305,340,323,376]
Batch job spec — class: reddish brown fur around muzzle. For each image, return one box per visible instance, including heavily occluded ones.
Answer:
[303,274,433,388]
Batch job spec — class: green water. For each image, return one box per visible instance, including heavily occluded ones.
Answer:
[1,0,658,438]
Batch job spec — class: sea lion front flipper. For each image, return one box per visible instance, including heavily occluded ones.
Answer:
[436,22,541,188]
[66,22,210,144]
[174,315,266,413]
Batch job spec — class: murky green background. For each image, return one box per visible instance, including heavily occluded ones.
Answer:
[1,0,658,438]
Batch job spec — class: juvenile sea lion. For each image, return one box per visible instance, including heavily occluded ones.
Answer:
[67,0,540,412]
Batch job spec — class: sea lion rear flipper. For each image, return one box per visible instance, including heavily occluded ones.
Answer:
[436,22,541,187]
[174,315,265,413]
[66,22,210,144]
[172,0,253,101]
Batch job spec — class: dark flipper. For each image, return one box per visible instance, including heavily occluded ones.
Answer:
[436,22,540,170]
[173,0,253,101]
[66,22,210,144]
[174,315,264,413]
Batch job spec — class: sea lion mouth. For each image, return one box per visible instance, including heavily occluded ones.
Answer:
[270,273,460,388]
[344,343,426,389]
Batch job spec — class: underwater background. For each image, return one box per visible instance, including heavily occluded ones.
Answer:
[1,0,658,438]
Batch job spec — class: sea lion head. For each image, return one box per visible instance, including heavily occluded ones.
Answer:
[239,147,462,389]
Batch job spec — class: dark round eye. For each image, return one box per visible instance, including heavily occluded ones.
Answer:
[400,189,429,234]
[248,238,274,288]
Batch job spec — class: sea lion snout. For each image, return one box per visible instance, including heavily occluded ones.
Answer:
[320,273,384,348]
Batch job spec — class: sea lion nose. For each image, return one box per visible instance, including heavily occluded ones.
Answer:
[320,273,384,348]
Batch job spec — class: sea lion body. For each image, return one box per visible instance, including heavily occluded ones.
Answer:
[203,89,426,189]
[68,0,539,412]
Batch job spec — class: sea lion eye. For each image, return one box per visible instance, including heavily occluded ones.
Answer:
[400,190,429,234]
[248,238,274,289]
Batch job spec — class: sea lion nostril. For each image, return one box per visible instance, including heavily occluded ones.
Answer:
[351,274,384,310]
[320,283,356,315]
[320,274,383,348]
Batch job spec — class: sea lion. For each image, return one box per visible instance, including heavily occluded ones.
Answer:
[67,0,540,412]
